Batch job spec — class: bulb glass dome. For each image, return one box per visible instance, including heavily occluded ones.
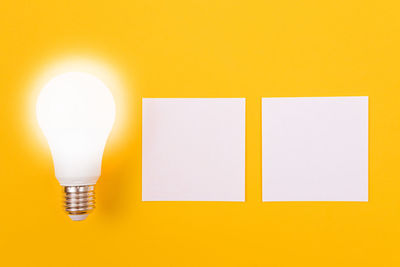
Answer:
[36,72,115,185]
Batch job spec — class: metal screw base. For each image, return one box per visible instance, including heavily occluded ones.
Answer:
[63,185,95,221]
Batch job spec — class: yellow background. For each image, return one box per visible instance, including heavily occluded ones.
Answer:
[0,1,398,266]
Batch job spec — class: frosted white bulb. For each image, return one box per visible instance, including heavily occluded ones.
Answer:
[36,72,115,221]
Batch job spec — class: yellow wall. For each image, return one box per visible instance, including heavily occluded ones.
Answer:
[0,1,399,266]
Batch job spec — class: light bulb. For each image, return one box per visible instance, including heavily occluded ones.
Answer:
[36,72,116,221]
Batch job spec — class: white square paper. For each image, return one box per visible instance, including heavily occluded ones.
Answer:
[262,97,368,201]
[142,98,245,201]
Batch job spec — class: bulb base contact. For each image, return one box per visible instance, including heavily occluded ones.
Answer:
[63,185,95,221]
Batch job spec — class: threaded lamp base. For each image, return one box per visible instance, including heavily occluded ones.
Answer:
[63,185,95,221]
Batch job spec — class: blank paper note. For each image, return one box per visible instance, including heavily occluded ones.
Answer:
[142,98,245,201]
[262,97,368,201]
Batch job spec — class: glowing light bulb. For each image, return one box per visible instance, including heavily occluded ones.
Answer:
[36,72,115,221]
